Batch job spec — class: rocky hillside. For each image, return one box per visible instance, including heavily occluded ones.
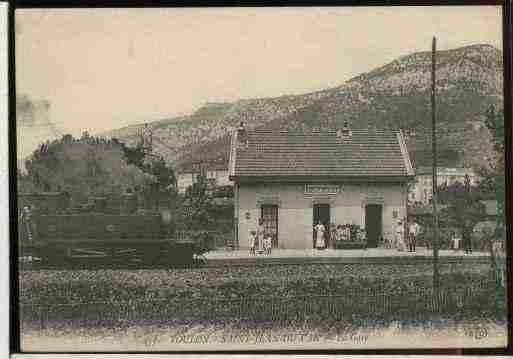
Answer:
[104,91,331,167]
[103,44,503,172]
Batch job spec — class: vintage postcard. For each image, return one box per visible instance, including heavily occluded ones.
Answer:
[15,6,507,352]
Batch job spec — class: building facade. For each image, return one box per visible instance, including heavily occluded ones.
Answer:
[229,125,415,249]
[177,165,232,194]
[409,167,479,204]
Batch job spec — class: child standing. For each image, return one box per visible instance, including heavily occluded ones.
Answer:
[249,230,256,256]
[265,235,272,255]
[257,218,265,254]
[357,228,366,242]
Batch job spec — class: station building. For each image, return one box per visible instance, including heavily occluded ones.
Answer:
[228,124,415,249]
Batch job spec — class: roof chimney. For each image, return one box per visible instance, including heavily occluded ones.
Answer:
[337,122,352,140]
[236,121,248,147]
[237,121,246,137]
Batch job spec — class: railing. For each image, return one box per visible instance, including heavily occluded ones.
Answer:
[20,280,504,331]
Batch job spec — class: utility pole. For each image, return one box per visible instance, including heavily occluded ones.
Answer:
[431,36,440,290]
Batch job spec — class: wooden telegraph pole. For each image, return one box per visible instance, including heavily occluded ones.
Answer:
[431,37,440,290]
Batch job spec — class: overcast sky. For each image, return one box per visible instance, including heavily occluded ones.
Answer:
[16,6,502,136]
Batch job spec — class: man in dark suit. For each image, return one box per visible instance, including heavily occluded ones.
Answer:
[462,220,473,254]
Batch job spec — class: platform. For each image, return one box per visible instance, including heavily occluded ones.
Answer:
[203,247,490,267]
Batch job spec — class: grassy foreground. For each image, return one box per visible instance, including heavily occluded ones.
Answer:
[18,262,505,326]
[20,262,493,303]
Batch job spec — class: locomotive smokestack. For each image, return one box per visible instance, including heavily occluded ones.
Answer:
[237,121,248,147]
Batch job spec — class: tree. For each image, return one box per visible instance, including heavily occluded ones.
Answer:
[120,143,177,210]
[182,174,215,229]
[482,105,505,241]
[175,174,216,256]
[17,168,38,194]
[22,134,150,203]
[438,182,485,248]
[121,143,146,169]
[479,104,506,285]
[150,157,176,191]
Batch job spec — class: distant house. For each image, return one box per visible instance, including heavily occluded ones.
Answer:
[409,166,480,204]
[176,160,232,194]
[408,203,449,220]
[229,124,415,249]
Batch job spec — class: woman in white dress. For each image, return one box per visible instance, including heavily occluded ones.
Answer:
[395,221,406,252]
[315,222,326,249]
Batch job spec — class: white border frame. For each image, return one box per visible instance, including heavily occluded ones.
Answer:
[1,2,9,359]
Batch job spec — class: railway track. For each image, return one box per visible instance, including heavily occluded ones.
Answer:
[18,253,491,270]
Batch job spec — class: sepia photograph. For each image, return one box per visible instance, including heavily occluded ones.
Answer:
[14,6,508,351]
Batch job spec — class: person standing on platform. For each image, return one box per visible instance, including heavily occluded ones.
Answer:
[357,227,366,243]
[315,222,325,250]
[335,225,344,241]
[341,224,351,242]
[249,230,256,256]
[395,220,406,252]
[408,220,419,252]
[257,218,265,254]
[313,222,318,249]
[450,231,461,253]
[265,235,272,255]
[462,221,473,254]
[494,240,506,287]
[329,223,336,249]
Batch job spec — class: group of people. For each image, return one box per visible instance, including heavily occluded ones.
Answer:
[391,219,420,252]
[248,218,273,256]
[247,215,478,256]
[313,222,367,250]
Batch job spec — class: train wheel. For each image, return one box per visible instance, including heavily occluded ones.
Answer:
[140,247,164,268]
[170,247,194,268]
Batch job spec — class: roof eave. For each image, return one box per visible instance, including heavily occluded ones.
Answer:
[231,175,414,183]
[397,130,415,176]
[228,131,237,178]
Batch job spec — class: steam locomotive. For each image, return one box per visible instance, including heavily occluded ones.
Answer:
[18,191,206,267]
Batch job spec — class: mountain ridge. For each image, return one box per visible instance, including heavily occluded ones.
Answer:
[100,43,502,172]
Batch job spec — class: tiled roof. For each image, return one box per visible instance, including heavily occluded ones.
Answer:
[230,128,414,178]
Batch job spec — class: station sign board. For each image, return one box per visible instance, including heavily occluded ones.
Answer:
[304,184,340,195]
